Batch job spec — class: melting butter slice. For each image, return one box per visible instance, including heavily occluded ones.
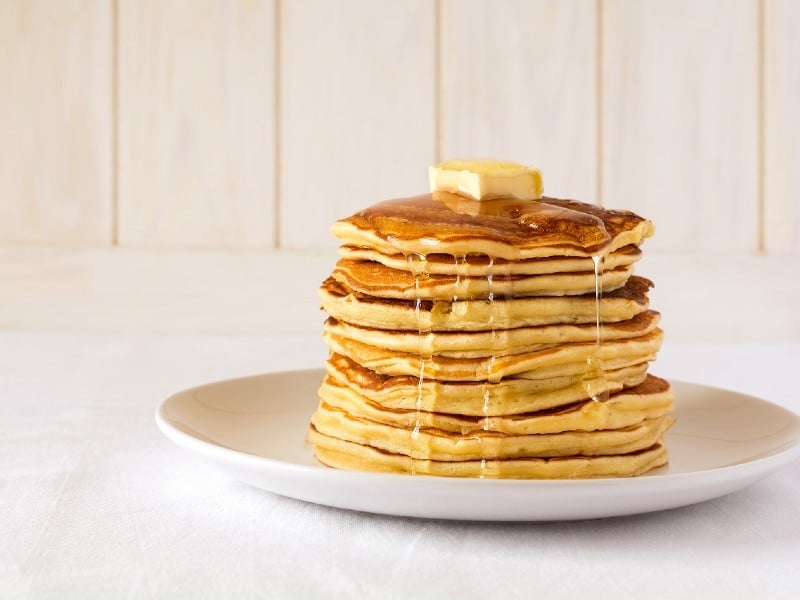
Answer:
[429,159,543,201]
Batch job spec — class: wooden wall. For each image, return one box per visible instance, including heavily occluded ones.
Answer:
[0,0,798,341]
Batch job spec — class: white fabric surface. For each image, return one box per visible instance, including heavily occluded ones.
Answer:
[1,332,799,599]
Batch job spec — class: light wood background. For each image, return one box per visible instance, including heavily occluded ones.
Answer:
[0,0,798,341]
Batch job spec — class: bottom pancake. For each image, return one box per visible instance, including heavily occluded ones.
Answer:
[308,427,669,478]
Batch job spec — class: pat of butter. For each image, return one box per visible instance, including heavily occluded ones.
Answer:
[429,159,543,201]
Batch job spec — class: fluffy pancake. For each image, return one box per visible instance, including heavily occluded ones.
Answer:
[332,258,633,300]
[308,429,669,478]
[324,310,660,358]
[319,374,673,435]
[319,275,653,331]
[325,328,663,382]
[338,244,642,276]
[311,404,673,460]
[332,193,655,260]
[326,353,649,416]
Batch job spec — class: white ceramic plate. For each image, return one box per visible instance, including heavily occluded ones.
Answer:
[156,369,800,521]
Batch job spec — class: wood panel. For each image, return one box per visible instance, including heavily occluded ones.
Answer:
[602,0,759,251]
[0,0,112,243]
[117,0,275,247]
[279,0,436,251]
[440,0,597,203]
[0,246,333,336]
[764,0,800,253]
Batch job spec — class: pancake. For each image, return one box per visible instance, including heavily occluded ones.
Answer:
[338,244,643,276]
[332,193,655,260]
[319,275,653,332]
[309,182,669,479]
[332,258,633,300]
[324,328,663,382]
[311,403,673,460]
[319,374,673,435]
[308,429,669,478]
[324,310,660,358]
[326,353,650,416]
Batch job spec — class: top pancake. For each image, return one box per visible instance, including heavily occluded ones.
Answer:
[332,192,654,260]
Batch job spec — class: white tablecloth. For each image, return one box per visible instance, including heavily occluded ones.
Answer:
[2,332,799,599]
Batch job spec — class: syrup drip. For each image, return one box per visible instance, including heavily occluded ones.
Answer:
[477,256,499,478]
[452,254,467,302]
[583,254,607,402]
[407,252,431,475]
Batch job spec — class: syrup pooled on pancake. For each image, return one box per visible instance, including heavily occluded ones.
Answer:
[308,162,672,479]
[332,192,655,259]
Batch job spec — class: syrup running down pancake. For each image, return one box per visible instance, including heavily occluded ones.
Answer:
[308,182,672,479]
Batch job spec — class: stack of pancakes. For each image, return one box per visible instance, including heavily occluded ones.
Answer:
[308,191,673,478]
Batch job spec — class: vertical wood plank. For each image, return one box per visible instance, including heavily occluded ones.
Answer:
[118,0,275,247]
[764,0,800,253]
[0,0,112,243]
[603,0,759,252]
[440,0,597,203]
[279,0,436,251]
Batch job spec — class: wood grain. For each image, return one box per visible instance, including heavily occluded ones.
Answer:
[279,0,436,251]
[602,0,759,251]
[117,0,275,247]
[440,0,597,203]
[764,0,800,253]
[0,0,112,243]
[0,246,332,335]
